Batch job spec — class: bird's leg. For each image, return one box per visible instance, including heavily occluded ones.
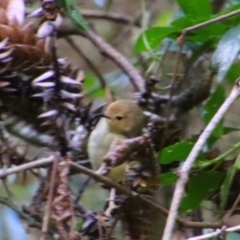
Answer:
[105,188,117,217]
[96,162,108,175]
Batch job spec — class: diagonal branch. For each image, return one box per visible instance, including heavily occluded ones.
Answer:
[0,156,55,178]
[81,29,145,92]
[0,154,222,229]
[162,78,240,240]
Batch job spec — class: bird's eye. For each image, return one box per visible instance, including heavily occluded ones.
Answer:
[115,116,123,121]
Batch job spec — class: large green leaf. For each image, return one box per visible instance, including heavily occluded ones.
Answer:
[134,27,178,53]
[220,153,240,211]
[159,140,195,164]
[212,23,240,82]
[180,171,224,211]
[176,0,212,21]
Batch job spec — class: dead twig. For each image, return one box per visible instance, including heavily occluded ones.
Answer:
[40,156,59,240]
[0,156,55,179]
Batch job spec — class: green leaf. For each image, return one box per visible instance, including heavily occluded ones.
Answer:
[220,153,240,211]
[71,8,88,30]
[84,74,98,90]
[134,27,178,53]
[176,0,212,21]
[83,74,105,98]
[153,11,173,27]
[171,17,225,43]
[159,140,195,164]
[202,85,225,139]
[212,23,240,82]
[90,88,105,98]
[57,0,88,30]
[181,171,224,211]
[159,172,178,186]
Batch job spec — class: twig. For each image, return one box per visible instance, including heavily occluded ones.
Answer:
[0,156,55,179]
[80,9,140,26]
[40,156,59,240]
[182,9,240,36]
[187,225,240,240]
[80,29,145,92]
[70,161,221,229]
[1,179,13,198]
[162,78,240,240]
[158,37,184,153]
[0,155,222,229]
[106,213,120,239]
[74,176,91,205]
[224,191,240,223]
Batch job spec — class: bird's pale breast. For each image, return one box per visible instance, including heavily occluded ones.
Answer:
[88,118,126,181]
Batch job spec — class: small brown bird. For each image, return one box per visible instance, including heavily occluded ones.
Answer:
[88,99,145,215]
[88,99,146,182]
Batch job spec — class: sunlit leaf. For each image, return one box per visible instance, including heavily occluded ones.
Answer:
[84,74,98,90]
[134,27,178,53]
[212,23,240,82]
[153,11,173,27]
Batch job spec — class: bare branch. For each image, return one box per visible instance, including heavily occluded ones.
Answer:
[0,154,223,230]
[41,156,59,240]
[70,161,222,229]
[182,9,240,35]
[0,156,55,179]
[78,29,145,92]
[162,78,240,240]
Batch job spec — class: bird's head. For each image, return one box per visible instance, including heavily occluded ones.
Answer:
[104,100,145,137]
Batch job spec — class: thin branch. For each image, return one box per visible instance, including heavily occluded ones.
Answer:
[224,191,240,223]
[80,9,140,26]
[162,78,240,240]
[41,156,59,240]
[70,161,222,229]
[182,9,240,35]
[0,155,222,229]
[0,156,55,179]
[187,225,240,240]
[80,29,145,92]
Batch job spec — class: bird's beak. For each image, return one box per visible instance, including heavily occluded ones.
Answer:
[93,113,111,119]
